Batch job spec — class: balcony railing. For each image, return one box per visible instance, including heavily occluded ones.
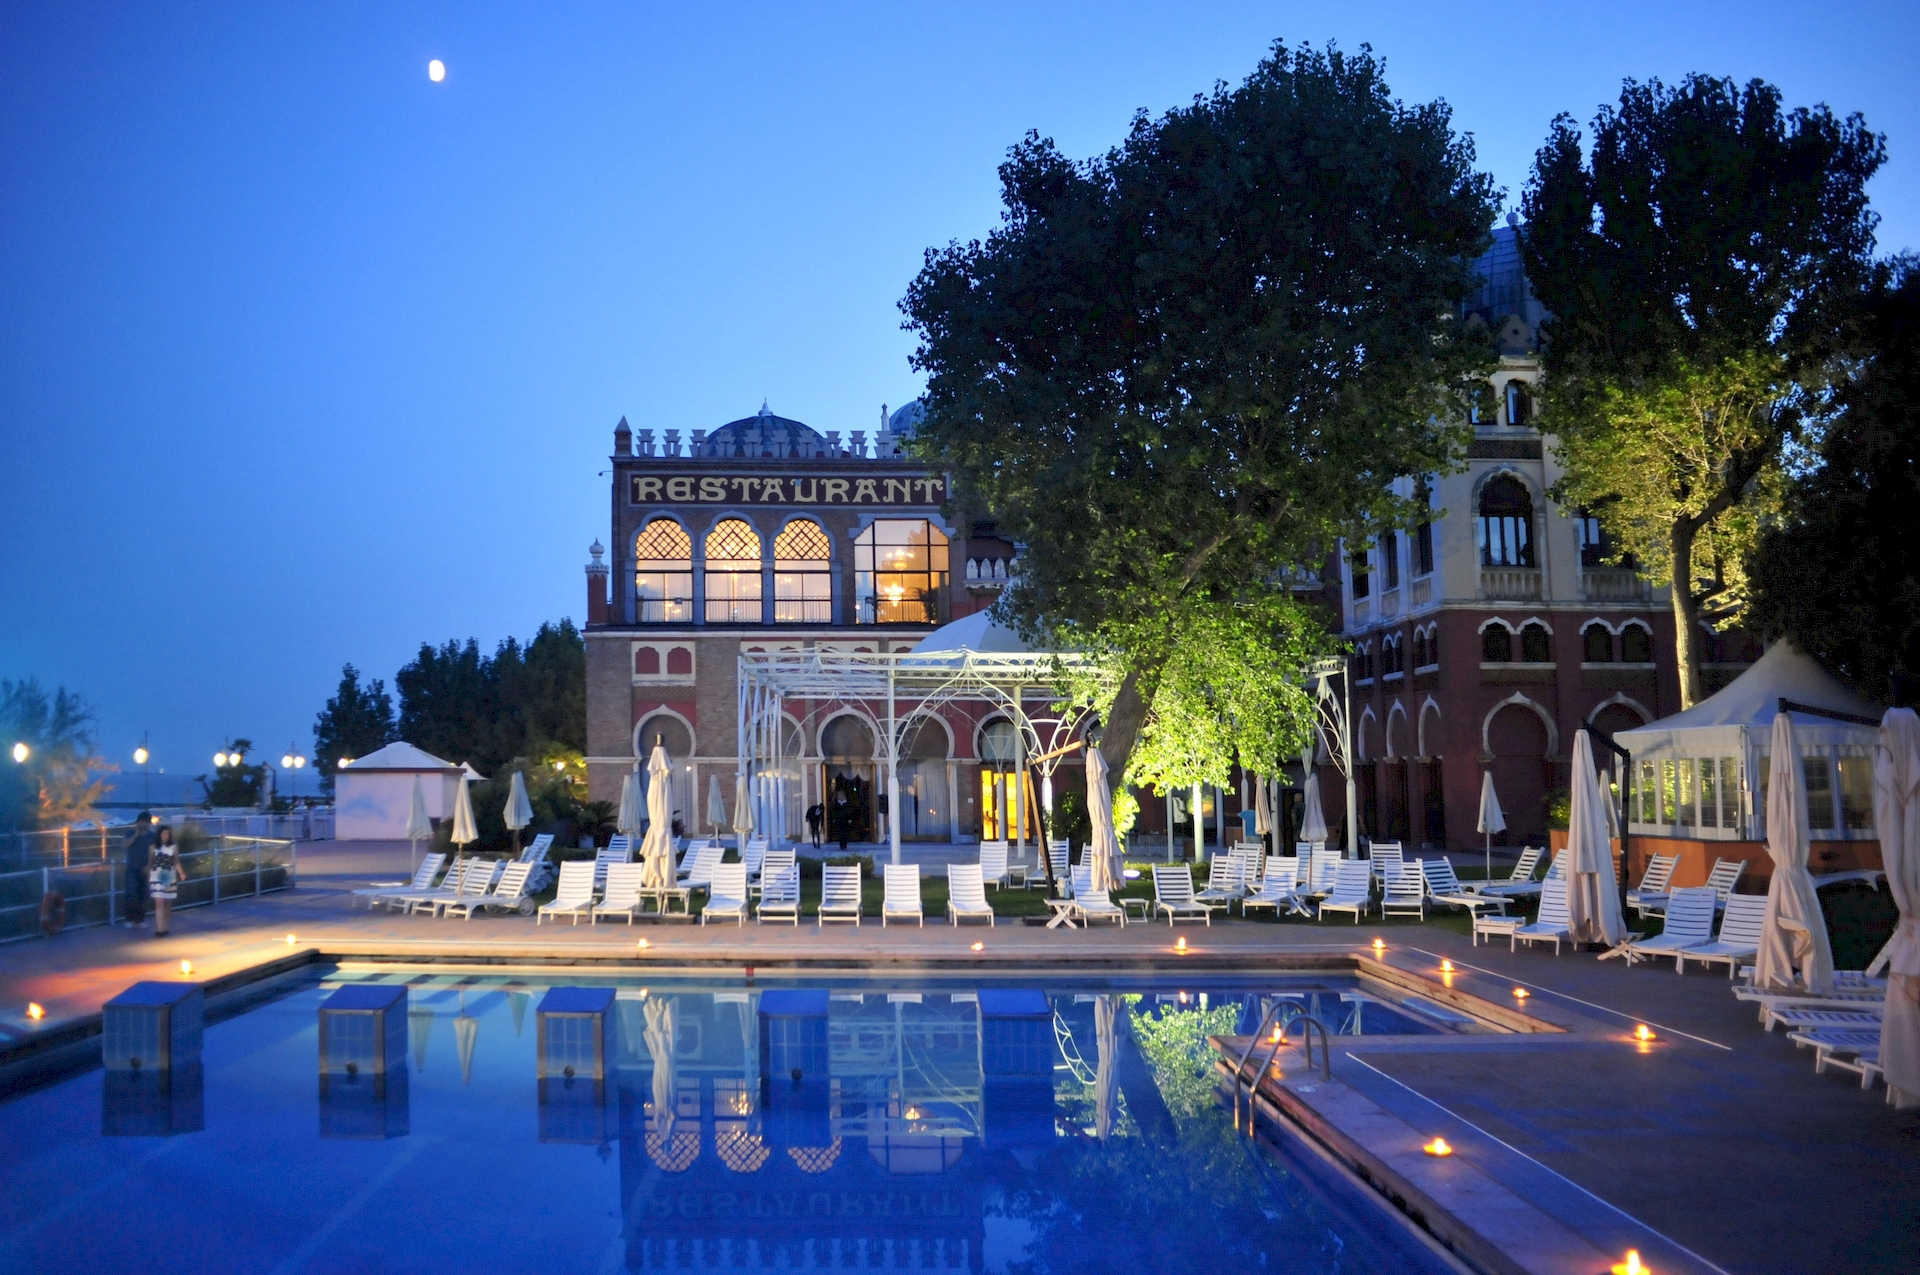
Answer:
[1581,568,1651,602]
[1410,575,1432,607]
[1478,567,1542,601]
[1379,588,1400,619]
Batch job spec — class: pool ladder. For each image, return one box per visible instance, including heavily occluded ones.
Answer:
[1230,1004,1331,1129]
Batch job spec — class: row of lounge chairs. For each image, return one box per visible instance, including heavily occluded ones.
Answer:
[1736,966,1892,1094]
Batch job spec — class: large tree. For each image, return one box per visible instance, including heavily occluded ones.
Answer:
[903,41,1498,776]
[312,664,397,790]
[393,620,585,775]
[1748,262,1920,700]
[1522,74,1884,706]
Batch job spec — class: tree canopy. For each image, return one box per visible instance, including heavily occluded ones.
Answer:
[1748,262,1920,700]
[312,665,397,789]
[903,41,1498,775]
[390,619,585,776]
[0,678,110,831]
[1522,73,1884,705]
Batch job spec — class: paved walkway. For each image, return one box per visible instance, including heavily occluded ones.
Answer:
[1,841,1915,1274]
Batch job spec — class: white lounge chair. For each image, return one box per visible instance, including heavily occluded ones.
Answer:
[393,856,471,914]
[1380,865,1426,920]
[1420,858,1509,917]
[1068,865,1127,927]
[1368,841,1404,887]
[702,863,749,926]
[1194,855,1245,913]
[754,848,795,899]
[1476,846,1546,899]
[1508,878,1573,954]
[677,843,724,894]
[592,862,648,925]
[743,838,768,885]
[1240,857,1310,918]
[1624,887,1718,968]
[1152,865,1211,926]
[756,865,801,924]
[1790,1028,1886,1088]
[444,861,536,920]
[1032,842,1070,893]
[409,858,503,917]
[593,842,633,892]
[946,862,995,926]
[365,853,446,912]
[818,864,862,926]
[1626,853,1680,919]
[538,860,598,926]
[978,841,1010,890]
[1676,893,1768,976]
[1316,861,1374,923]
[882,864,923,927]
[1637,857,1746,918]
[1763,1005,1882,1034]
[1309,847,1343,895]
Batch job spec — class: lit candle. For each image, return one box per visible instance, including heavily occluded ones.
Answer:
[1610,1251,1649,1275]
[1512,987,1529,1001]
[1175,936,1188,952]
[285,934,297,946]
[1440,958,1454,973]
[1372,937,1384,953]
[637,938,650,950]
[180,960,193,976]
[970,942,984,952]
[1634,1024,1655,1042]
[26,1003,44,1021]
[1422,1137,1452,1156]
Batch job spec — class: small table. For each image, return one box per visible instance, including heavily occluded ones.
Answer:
[1045,899,1081,929]
[1119,898,1150,922]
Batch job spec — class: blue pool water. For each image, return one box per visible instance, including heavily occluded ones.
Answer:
[0,972,1459,1274]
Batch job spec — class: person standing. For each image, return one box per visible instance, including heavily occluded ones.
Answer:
[805,802,825,850]
[123,813,156,928]
[148,826,180,937]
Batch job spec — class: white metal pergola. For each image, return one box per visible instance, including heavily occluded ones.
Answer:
[736,642,1111,865]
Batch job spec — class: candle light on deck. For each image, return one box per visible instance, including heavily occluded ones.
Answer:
[1512,986,1528,1001]
[1634,1024,1655,1042]
[1440,958,1454,973]
[1422,1137,1452,1156]
[637,938,650,950]
[1611,1251,1649,1275]
[180,960,193,976]
[1372,937,1384,954]
[1175,936,1187,953]
[970,942,984,951]
[26,1003,43,1021]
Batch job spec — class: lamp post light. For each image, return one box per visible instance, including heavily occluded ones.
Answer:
[10,742,27,764]
[280,745,307,807]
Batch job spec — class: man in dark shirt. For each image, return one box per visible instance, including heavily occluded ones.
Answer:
[123,812,156,926]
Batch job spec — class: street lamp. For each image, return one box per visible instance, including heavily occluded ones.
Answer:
[280,745,307,807]
[10,742,26,764]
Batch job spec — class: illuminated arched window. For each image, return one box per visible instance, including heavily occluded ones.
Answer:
[1505,381,1531,426]
[704,520,763,623]
[634,519,692,623]
[1477,476,1535,567]
[773,519,832,623]
[855,520,949,624]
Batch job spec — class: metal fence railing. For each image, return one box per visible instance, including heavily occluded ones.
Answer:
[0,810,331,873]
[0,837,298,944]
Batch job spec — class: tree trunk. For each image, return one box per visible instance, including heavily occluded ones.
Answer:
[1669,519,1704,709]
[1096,658,1164,782]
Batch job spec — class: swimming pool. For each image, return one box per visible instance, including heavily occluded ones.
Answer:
[0,971,1463,1273]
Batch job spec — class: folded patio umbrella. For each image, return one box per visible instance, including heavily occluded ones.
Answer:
[405,775,432,875]
[1476,770,1506,888]
[1254,772,1274,837]
[707,773,727,833]
[1564,732,1624,946]
[504,770,533,853]
[450,771,479,869]
[638,744,675,891]
[733,773,753,842]
[1298,776,1329,844]
[1085,746,1123,894]
[617,765,643,838]
[1874,707,1920,1108]
[1757,712,1834,995]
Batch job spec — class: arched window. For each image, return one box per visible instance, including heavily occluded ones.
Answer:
[1383,635,1404,676]
[1381,531,1400,591]
[1414,480,1435,577]
[636,712,693,760]
[704,520,763,623]
[855,520,949,624]
[1520,622,1552,663]
[773,519,831,623]
[1477,476,1535,567]
[1583,623,1614,663]
[1482,625,1513,663]
[1621,623,1653,664]
[1351,645,1373,682]
[1505,381,1531,426]
[1350,547,1370,599]
[634,519,693,623]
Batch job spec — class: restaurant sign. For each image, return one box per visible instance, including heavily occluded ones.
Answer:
[630,473,946,507]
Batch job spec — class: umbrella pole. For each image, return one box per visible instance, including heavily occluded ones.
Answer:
[1485,833,1490,889]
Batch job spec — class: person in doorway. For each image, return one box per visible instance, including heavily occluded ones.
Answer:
[805,802,825,849]
[832,790,851,852]
[122,813,155,927]
[148,826,180,937]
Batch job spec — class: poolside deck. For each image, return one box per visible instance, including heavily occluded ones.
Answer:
[3,839,1915,1274]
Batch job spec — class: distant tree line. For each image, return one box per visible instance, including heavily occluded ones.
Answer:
[312,619,587,787]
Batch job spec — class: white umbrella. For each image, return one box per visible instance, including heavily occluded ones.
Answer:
[1564,732,1625,947]
[707,773,727,835]
[1476,770,1506,888]
[404,775,432,876]
[504,770,533,854]
[616,764,643,838]
[1093,994,1117,1141]
[1873,707,1920,1109]
[1085,747,1123,894]
[1253,772,1274,837]
[1298,775,1329,844]
[1756,713,1835,994]
[638,744,675,891]
[449,771,479,869]
[733,774,753,842]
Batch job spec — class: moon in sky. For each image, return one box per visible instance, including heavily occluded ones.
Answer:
[428,59,446,83]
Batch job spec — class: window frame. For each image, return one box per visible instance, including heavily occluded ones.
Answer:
[772,518,832,624]
[854,519,950,625]
[634,518,694,624]
[703,518,765,624]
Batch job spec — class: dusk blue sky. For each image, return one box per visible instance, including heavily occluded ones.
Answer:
[3,2,1915,797]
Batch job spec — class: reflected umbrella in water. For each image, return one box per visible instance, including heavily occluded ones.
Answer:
[454,992,479,1085]
[1093,994,1117,1141]
[509,990,528,1037]
[638,745,675,894]
[409,1007,434,1073]
[642,997,697,1169]
[405,777,432,878]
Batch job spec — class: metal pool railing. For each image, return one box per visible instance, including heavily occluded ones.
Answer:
[0,811,331,872]
[0,837,299,944]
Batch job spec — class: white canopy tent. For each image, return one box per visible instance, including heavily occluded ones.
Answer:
[1613,641,1880,844]
[736,611,1111,865]
[335,742,468,840]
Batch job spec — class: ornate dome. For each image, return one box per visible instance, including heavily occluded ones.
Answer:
[700,402,826,458]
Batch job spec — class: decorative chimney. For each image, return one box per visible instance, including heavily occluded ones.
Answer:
[664,429,681,458]
[613,416,632,457]
[826,431,842,455]
[637,429,655,457]
[876,428,895,457]
[850,431,867,459]
[690,429,708,457]
[585,540,609,626]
